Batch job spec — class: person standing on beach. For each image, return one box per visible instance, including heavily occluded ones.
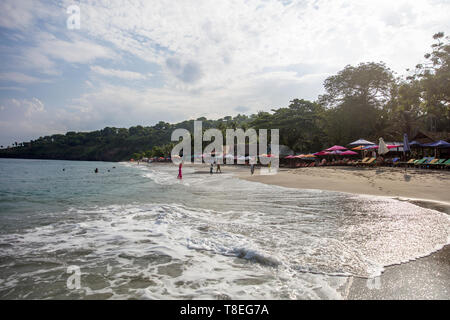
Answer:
[177,162,183,179]
[210,162,214,174]
[216,163,221,173]
[250,163,255,175]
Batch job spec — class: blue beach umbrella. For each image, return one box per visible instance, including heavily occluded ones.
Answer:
[422,140,450,148]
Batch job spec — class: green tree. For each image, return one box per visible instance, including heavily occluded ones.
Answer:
[319,62,396,144]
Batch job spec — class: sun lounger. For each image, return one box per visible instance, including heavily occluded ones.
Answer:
[430,159,446,169]
[417,157,434,168]
[362,157,376,166]
[395,158,415,167]
[443,159,450,169]
[354,157,369,166]
[413,158,428,167]
[424,158,439,168]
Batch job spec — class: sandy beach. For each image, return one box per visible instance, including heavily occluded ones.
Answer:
[237,166,450,204]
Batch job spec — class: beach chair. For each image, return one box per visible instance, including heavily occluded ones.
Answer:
[394,158,409,167]
[412,158,427,167]
[398,158,415,167]
[430,159,446,169]
[443,159,450,170]
[424,158,439,169]
[355,157,369,167]
[364,157,376,166]
[416,157,434,168]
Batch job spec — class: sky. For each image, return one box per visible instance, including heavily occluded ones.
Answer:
[0,0,449,146]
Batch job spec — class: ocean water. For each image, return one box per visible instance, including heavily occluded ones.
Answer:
[0,158,449,299]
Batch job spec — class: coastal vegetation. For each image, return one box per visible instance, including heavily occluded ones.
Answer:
[1,33,448,162]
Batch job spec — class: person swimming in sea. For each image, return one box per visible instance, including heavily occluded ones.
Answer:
[177,162,183,179]
[95,168,98,173]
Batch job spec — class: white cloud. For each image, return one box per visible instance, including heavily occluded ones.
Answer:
[0,72,51,84]
[8,97,45,117]
[90,65,147,80]
[40,33,117,64]
[0,0,53,30]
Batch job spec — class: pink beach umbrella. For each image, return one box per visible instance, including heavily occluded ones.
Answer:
[340,150,358,156]
[325,145,347,152]
[314,151,331,156]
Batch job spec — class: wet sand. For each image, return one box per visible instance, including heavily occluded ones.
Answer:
[238,166,450,203]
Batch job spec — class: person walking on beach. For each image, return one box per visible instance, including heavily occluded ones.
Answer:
[250,163,255,175]
[216,163,221,173]
[210,162,214,174]
[177,162,183,179]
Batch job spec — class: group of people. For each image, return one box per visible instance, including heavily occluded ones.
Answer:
[209,162,221,174]
[176,161,263,180]
[176,161,222,180]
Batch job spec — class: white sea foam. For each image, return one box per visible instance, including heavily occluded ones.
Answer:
[0,163,449,299]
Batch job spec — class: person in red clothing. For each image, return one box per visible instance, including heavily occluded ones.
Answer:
[177,162,183,179]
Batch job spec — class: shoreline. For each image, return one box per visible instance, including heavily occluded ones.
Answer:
[236,166,450,206]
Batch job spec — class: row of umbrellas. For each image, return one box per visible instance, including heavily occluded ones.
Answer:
[292,136,450,160]
[285,137,404,159]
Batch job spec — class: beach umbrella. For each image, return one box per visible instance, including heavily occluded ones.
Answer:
[325,145,347,151]
[378,138,389,155]
[352,145,365,150]
[340,150,358,156]
[348,138,375,146]
[285,155,295,159]
[403,134,410,153]
[314,151,331,156]
[387,144,403,149]
[421,140,450,148]
[409,141,422,147]
[302,154,316,158]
